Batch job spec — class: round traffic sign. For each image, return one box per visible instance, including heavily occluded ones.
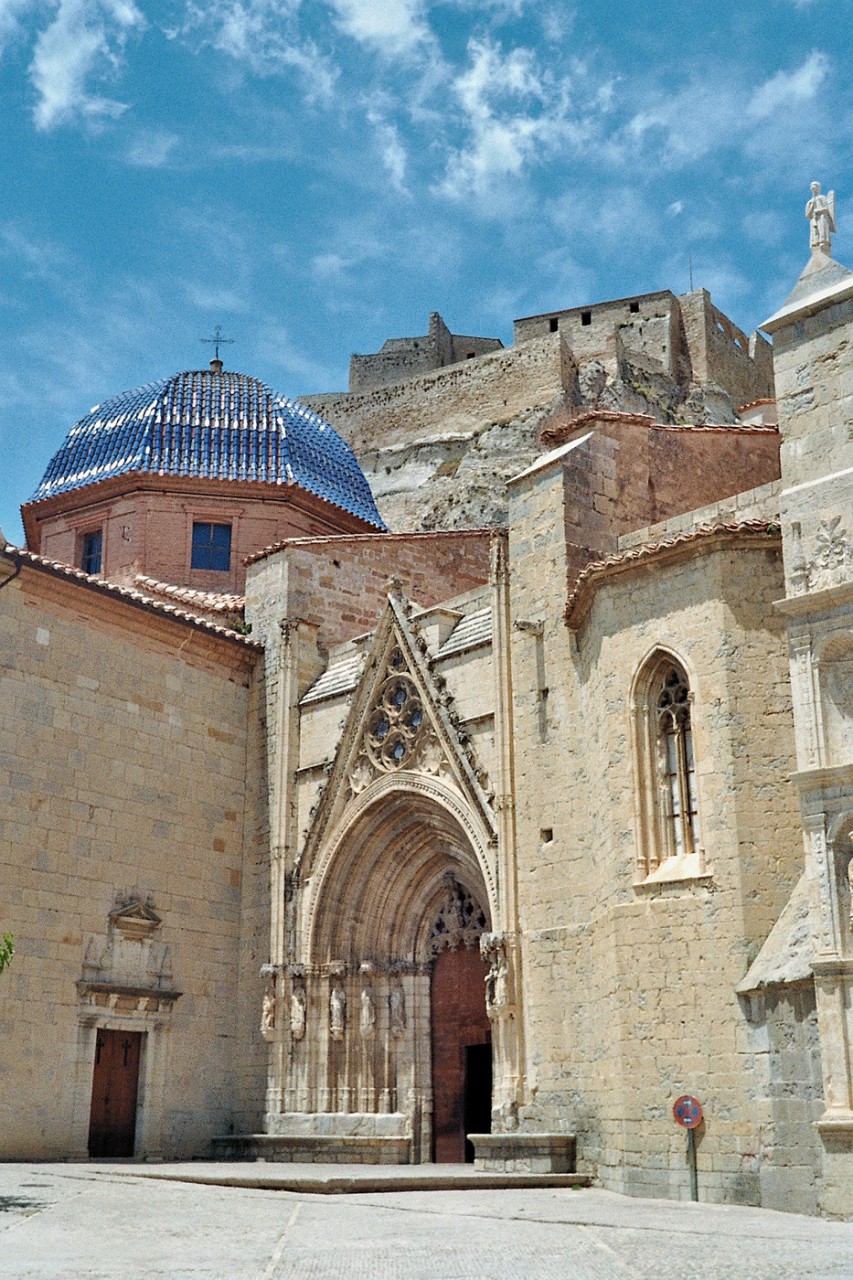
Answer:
[673,1095,703,1129]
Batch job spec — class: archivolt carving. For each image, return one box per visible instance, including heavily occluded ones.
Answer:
[303,772,499,961]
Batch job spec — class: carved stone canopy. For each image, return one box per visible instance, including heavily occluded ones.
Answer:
[428,875,488,955]
[108,899,162,941]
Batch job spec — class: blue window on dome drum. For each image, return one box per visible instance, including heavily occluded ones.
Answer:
[191,522,231,572]
[81,529,102,575]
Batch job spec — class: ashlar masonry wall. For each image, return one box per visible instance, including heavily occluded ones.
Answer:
[506,453,806,1209]
[0,565,267,1158]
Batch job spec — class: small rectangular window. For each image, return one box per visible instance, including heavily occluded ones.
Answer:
[581,310,592,326]
[81,529,103,576]
[549,317,559,333]
[191,522,232,572]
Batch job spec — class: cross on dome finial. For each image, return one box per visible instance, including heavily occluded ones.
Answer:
[200,324,236,368]
[806,182,836,257]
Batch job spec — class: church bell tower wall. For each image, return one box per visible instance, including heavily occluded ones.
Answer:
[764,229,853,1217]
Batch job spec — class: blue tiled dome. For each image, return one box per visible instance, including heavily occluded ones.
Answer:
[30,369,385,529]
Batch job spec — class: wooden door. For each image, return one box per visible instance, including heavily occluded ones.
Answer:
[88,1029,142,1157]
[431,948,491,1163]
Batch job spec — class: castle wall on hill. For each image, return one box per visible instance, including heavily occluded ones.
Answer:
[306,332,575,456]
[304,288,776,534]
[513,289,682,379]
[348,311,503,392]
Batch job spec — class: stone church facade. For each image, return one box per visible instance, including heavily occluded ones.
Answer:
[0,197,851,1218]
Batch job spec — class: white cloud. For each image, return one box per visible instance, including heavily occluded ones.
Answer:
[748,50,829,119]
[437,38,584,204]
[182,0,338,102]
[326,0,429,56]
[366,109,409,193]
[30,0,144,130]
[668,200,684,217]
[125,127,179,167]
[0,0,37,56]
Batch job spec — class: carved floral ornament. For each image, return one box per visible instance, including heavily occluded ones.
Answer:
[791,517,853,595]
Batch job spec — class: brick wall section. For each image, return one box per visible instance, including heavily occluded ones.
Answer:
[519,417,780,587]
[25,482,375,595]
[0,564,264,1158]
[245,530,493,650]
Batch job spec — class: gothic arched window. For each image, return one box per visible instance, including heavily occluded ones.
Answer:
[632,652,705,882]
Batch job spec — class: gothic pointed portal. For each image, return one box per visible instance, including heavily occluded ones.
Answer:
[296,586,498,925]
[267,586,501,1163]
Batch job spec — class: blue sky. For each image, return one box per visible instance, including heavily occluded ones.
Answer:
[1,0,851,542]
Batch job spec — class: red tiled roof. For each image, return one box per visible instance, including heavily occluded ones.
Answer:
[1,543,260,648]
[564,519,780,629]
[541,411,778,447]
[244,526,494,567]
[134,575,245,614]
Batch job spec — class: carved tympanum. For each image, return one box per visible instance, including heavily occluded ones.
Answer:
[428,875,488,955]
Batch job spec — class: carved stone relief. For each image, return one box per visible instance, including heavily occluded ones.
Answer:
[359,963,376,1040]
[290,967,307,1041]
[481,932,510,1019]
[428,874,488,955]
[260,982,277,1042]
[807,517,853,592]
[389,975,406,1039]
[329,973,346,1042]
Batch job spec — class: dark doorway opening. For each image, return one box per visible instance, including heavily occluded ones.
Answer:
[463,1043,493,1162]
[88,1029,143,1157]
[431,947,492,1162]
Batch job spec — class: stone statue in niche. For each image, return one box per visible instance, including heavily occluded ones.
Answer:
[481,932,509,1017]
[290,973,307,1041]
[329,980,346,1042]
[806,181,836,255]
[389,980,406,1039]
[360,984,376,1039]
[260,983,277,1042]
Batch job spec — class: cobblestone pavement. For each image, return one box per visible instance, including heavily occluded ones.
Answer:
[1,1163,852,1279]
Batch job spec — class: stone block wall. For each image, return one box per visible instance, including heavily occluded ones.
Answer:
[506,501,806,1208]
[0,564,264,1158]
[349,312,503,392]
[679,289,774,409]
[245,530,492,651]
[514,290,679,378]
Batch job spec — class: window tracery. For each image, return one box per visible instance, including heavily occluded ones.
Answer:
[632,652,705,884]
[365,649,426,772]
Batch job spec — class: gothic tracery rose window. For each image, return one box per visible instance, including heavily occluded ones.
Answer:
[365,650,426,771]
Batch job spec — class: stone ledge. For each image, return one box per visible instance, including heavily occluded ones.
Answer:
[212,1134,411,1164]
[469,1132,577,1173]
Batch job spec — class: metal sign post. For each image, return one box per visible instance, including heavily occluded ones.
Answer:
[673,1095,703,1202]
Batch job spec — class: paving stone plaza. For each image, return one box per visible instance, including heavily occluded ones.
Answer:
[2,1163,852,1279]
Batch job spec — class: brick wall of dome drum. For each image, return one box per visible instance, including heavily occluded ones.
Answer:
[29,370,385,529]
